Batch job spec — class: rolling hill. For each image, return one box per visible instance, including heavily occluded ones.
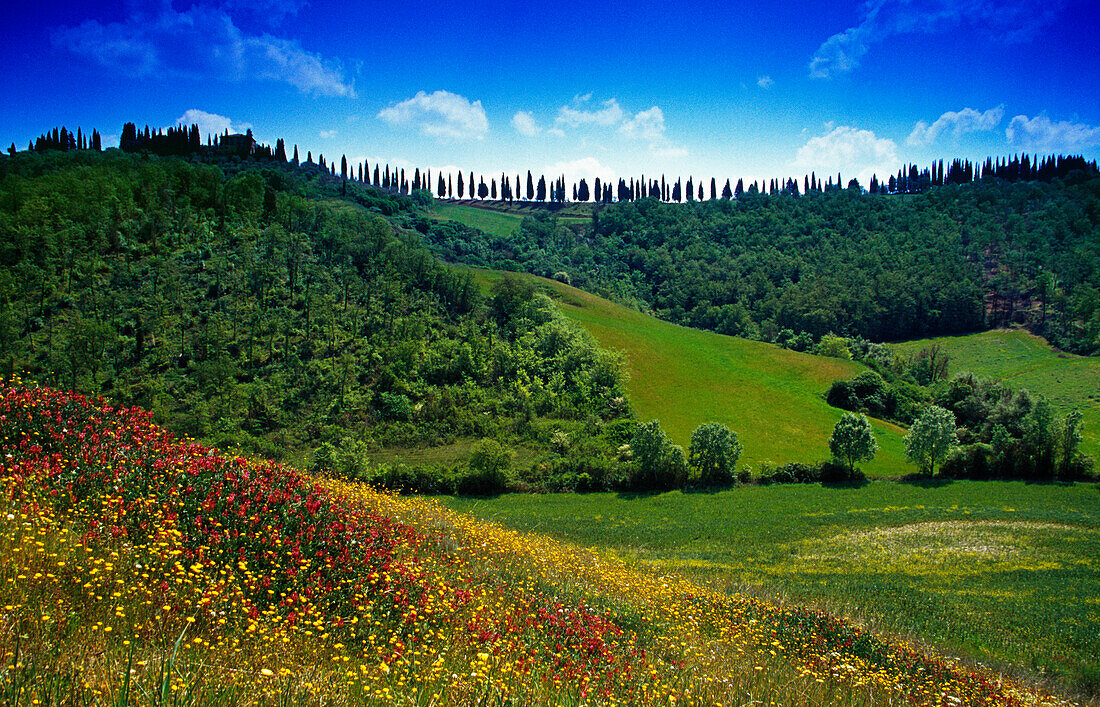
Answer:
[892,329,1100,460]
[465,267,913,477]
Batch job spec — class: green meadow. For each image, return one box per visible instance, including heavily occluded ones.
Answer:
[444,480,1100,697]
[510,272,913,476]
[431,201,593,239]
[893,329,1100,460]
[432,201,526,237]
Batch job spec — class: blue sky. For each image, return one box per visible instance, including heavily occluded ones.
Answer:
[3,0,1099,188]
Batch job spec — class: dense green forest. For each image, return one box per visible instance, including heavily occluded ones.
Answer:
[3,130,1097,493]
[0,149,635,492]
[423,178,1100,354]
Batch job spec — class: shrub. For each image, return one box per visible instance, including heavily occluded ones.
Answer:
[630,420,688,490]
[817,333,852,359]
[376,392,413,421]
[365,463,456,494]
[689,422,743,487]
[940,443,993,479]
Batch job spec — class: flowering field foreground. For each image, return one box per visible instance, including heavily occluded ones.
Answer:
[0,383,1079,706]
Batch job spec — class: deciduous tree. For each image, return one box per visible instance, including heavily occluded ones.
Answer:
[829,413,877,472]
[904,405,957,475]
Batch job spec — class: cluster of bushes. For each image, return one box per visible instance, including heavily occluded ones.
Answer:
[313,413,876,495]
[756,461,864,485]
[933,373,1092,481]
[824,335,1094,480]
[826,370,928,425]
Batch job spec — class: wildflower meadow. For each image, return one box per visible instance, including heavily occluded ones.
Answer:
[0,381,1081,706]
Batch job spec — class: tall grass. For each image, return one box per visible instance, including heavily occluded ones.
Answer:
[1,381,1076,705]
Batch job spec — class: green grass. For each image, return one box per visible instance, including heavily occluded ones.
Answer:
[893,329,1100,460]
[432,202,526,238]
[459,265,912,475]
[527,274,912,477]
[443,480,1100,698]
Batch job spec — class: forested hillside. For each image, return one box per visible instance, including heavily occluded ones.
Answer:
[0,150,632,491]
[425,177,1100,354]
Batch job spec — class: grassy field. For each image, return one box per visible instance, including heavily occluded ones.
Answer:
[433,201,526,237]
[444,480,1100,698]
[14,383,1071,707]
[892,329,1100,460]
[470,269,913,476]
[432,200,595,239]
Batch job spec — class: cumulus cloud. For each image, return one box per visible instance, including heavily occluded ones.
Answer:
[555,96,624,128]
[319,129,337,139]
[511,111,540,137]
[907,105,1005,146]
[172,109,251,137]
[1006,114,1100,152]
[620,107,666,142]
[51,2,355,97]
[757,75,775,89]
[809,0,1066,79]
[542,157,616,188]
[377,90,488,140]
[794,125,898,186]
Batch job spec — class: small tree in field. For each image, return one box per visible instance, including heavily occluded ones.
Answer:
[632,420,688,490]
[690,422,743,486]
[905,405,957,475]
[829,412,877,472]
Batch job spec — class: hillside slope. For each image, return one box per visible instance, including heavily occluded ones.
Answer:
[1,382,1077,706]
[892,329,1100,460]
[467,268,911,476]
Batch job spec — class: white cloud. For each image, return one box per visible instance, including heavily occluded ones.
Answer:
[171,109,251,138]
[378,90,489,140]
[757,75,775,89]
[555,97,624,128]
[319,129,337,139]
[620,107,666,142]
[511,111,540,137]
[51,3,355,97]
[794,125,898,187]
[652,145,689,159]
[809,0,1066,79]
[542,157,616,189]
[1006,114,1100,152]
[907,105,1005,146]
